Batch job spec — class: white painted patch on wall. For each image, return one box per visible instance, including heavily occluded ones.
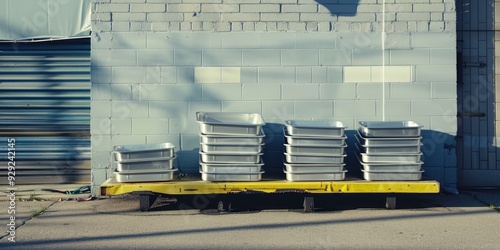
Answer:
[195,67,241,84]
[343,66,413,83]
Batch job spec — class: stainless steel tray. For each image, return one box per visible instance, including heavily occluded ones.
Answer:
[285,120,346,136]
[199,151,262,163]
[284,170,347,181]
[284,153,346,164]
[200,171,264,181]
[355,132,421,146]
[358,152,422,163]
[115,169,177,183]
[357,154,423,171]
[199,161,264,173]
[200,129,265,144]
[197,112,265,135]
[200,143,264,154]
[284,132,346,146]
[115,157,175,172]
[113,143,175,161]
[358,121,422,137]
[284,163,345,173]
[356,143,422,154]
[284,144,346,156]
[361,169,424,181]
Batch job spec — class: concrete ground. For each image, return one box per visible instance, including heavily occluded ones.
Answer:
[0,185,498,250]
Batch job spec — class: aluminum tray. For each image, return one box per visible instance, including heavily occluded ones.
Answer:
[284,153,346,164]
[115,157,175,172]
[200,143,264,154]
[358,152,422,163]
[284,134,346,146]
[284,163,345,173]
[199,161,264,173]
[200,129,265,144]
[361,169,424,181]
[284,144,346,156]
[197,112,265,135]
[355,132,421,146]
[284,170,347,181]
[199,151,262,164]
[200,171,264,181]
[358,121,422,137]
[113,143,175,161]
[115,169,177,183]
[285,120,346,137]
[356,154,423,171]
[356,143,422,154]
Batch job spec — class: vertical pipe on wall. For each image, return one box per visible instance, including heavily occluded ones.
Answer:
[381,0,386,121]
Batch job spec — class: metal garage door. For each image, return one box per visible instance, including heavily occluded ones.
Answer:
[456,0,500,187]
[0,38,90,184]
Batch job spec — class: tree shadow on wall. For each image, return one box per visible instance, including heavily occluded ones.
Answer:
[315,0,360,17]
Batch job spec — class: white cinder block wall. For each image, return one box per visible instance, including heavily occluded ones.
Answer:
[91,0,457,194]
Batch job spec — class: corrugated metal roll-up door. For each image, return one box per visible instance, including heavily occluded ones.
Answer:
[0,38,91,184]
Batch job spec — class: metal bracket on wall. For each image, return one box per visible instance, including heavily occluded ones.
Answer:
[457,112,486,117]
[463,62,486,68]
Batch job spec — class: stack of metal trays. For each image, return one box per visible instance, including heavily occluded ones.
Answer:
[197,112,265,181]
[283,120,347,181]
[356,121,424,181]
[113,143,177,182]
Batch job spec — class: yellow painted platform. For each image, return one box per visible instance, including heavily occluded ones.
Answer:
[100,177,440,196]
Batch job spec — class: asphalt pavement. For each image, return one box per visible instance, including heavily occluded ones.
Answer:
[0,186,499,250]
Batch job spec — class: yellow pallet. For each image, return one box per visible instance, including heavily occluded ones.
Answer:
[100,177,439,196]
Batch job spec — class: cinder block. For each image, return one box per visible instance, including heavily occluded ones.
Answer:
[95,4,129,13]
[411,33,456,48]
[92,118,111,141]
[222,101,262,113]
[112,13,146,22]
[413,3,445,12]
[179,134,199,151]
[300,13,337,22]
[416,65,456,82]
[130,3,165,12]
[334,100,376,117]
[137,49,174,66]
[216,22,231,31]
[282,49,319,66]
[112,22,130,32]
[109,84,132,101]
[149,101,188,118]
[240,4,280,12]
[296,67,312,83]
[146,135,180,145]
[431,82,457,99]
[327,66,343,83]
[372,66,412,83]
[430,49,456,64]
[91,84,112,101]
[147,33,222,49]
[132,118,169,134]
[188,101,222,118]
[376,100,411,117]
[110,135,147,146]
[259,67,295,83]
[397,13,431,21]
[260,33,296,49]
[412,99,456,116]
[242,49,281,66]
[222,67,241,83]
[312,67,327,83]
[91,67,111,84]
[195,67,221,83]
[352,50,389,66]
[288,22,307,31]
[282,84,319,100]
[357,83,389,100]
[431,116,457,133]
[159,67,176,84]
[390,49,430,65]
[111,101,149,118]
[262,101,294,119]
[320,49,352,66]
[295,101,333,117]
[241,67,258,83]
[111,118,132,135]
[243,84,281,100]
[385,33,411,49]
[320,83,356,100]
[261,13,299,22]
[140,84,202,101]
[167,4,200,12]
[390,83,430,99]
[201,4,239,12]
[147,13,183,22]
[175,49,202,66]
[344,66,371,83]
[112,67,146,84]
[338,13,376,22]
[202,84,242,100]
[91,168,109,187]
[91,101,111,118]
[221,13,260,22]
[203,49,242,66]
[176,67,195,84]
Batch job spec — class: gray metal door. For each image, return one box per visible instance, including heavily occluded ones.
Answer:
[0,38,90,184]
[457,0,500,187]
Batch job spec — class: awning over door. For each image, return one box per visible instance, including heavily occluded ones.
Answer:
[0,0,91,41]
